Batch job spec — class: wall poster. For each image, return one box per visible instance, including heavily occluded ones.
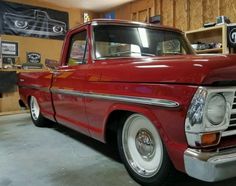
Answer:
[27,52,41,63]
[104,12,115,19]
[228,25,236,48]
[0,1,69,40]
[1,41,18,56]
[83,13,91,23]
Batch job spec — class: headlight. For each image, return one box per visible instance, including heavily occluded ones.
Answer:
[206,94,226,125]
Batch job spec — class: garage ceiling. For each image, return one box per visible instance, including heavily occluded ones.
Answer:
[41,0,134,12]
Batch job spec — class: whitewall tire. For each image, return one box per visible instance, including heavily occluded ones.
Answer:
[29,96,49,127]
[118,114,173,186]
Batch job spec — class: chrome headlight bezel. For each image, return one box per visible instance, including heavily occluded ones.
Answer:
[185,87,234,147]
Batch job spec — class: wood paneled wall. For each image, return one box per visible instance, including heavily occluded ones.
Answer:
[104,0,236,31]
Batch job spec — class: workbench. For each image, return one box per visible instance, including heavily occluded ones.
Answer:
[0,69,49,115]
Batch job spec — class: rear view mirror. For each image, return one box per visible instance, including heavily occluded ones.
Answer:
[45,59,59,70]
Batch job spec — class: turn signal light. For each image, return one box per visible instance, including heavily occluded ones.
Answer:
[201,133,220,147]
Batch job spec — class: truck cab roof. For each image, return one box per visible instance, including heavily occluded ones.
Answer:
[70,18,182,33]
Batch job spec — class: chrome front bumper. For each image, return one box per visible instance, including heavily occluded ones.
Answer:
[184,148,236,182]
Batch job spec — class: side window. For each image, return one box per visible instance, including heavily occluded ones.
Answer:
[67,30,88,66]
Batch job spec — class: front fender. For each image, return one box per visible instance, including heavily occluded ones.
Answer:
[103,103,165,140]
[101,85,197,173]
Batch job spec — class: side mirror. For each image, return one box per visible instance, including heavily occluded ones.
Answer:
[45,59,59,70]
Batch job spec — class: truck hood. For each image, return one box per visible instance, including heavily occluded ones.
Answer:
[97,54,236,86]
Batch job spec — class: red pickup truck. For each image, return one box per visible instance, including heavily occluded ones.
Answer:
[18,19,236,185]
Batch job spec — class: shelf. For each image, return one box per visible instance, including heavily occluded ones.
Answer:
[195,48,223,54]
[185,24,229,54]
[186,25,224,34]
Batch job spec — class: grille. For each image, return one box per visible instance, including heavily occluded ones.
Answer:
[230,113,236,126]
[222,93,236,137]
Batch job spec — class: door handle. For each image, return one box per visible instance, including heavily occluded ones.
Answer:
[52,71,62,76]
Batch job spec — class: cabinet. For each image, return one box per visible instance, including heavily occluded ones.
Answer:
[0,91,20,114]
[185,25,229,54]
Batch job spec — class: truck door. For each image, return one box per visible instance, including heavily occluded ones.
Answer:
[51,28,90,135]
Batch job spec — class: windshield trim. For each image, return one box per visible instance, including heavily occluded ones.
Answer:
[91,24,194,61]
[91,21,182,33]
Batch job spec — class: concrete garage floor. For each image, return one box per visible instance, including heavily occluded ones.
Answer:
[1,114,236,186]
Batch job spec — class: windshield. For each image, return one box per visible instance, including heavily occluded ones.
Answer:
[93,25,193,59]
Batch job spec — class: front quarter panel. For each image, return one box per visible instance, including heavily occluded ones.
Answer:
[84,80,197,172]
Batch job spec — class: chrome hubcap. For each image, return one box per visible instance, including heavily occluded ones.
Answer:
[135,129,155,161]
[122,114,163,178]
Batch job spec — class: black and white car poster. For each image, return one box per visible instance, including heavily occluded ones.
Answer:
[0,1,69,40]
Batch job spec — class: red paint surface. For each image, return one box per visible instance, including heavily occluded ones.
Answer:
[18,20,236,173]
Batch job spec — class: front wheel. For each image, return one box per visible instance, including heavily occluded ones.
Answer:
[29,96,49,127]
[118,114,173,186]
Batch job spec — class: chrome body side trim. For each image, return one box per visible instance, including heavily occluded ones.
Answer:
[51,88,180,108]
[19,85,180,108]
[184,148,236,182]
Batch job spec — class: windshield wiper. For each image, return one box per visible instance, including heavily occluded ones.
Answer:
[111,51,155,57]
[139,52,156,56]
[162,52,184,55]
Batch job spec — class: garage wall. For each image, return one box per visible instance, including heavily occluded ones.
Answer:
[3,0,235,65]
[103,0,236,31]
[2,0,83,65]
